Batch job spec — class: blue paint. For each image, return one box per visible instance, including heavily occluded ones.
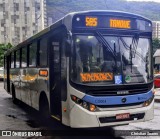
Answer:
[82,91,153,105]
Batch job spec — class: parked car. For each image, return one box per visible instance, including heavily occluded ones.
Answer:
[0,67,4,81]
[154,74,160,88]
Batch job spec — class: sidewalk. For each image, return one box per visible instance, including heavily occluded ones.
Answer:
[154,88,160,102]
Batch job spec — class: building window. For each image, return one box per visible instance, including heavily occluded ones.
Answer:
[29,42,37,67]
[39,38,48,67]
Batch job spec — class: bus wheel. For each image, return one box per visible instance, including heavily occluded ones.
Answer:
[39,95,50,120]
[12,85,18,104]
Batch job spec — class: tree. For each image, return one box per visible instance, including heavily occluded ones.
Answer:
[0,43,13,67]
[152,38,160,55]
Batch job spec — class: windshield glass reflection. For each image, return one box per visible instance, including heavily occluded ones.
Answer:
[71,35,151,85]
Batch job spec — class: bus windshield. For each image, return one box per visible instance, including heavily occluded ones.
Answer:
[71,34,151,85]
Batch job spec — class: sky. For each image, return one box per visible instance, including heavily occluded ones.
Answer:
[127,0,160,2]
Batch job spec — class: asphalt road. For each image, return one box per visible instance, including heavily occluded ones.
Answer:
[0,82,160,139]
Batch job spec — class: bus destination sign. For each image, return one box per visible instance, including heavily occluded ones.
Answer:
[110,19,131,29]
[85,16,131,29]
[80,72,113,82]
[73,15,151,31]
[85,16,98,27]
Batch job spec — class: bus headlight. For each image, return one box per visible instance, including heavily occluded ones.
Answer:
[143,96,154,107]
[71,95,96,112]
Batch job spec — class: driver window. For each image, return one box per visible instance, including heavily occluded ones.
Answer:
[75,36,102,73]
[52,41,60,72]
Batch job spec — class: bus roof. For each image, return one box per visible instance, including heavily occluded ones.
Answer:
[4,10,151,56]
[67,10,151,21]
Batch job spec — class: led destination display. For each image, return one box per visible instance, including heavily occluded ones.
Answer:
[73,14,152,31]
[110,19,131,29]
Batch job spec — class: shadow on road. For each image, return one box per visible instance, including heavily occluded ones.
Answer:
[11,101,124,139]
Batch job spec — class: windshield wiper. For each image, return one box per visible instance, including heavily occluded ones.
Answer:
[120,38,145,61]
[95,31,117,57]
[120,37,145,62]
[131,34,139,58]
[129,44,133,72]
[95,31,118,72]
[96,31,116,56]
[120,34,147,73]
[130,34,139,73]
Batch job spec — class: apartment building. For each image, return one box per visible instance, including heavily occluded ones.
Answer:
[0,0,47,46]
[152,21,160,39]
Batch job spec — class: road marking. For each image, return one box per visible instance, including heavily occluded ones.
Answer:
[0,104,3,107]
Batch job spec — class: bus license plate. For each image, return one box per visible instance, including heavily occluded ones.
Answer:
[116,113,130,120]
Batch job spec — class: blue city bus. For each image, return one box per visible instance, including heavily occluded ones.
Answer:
[4,11,154,127]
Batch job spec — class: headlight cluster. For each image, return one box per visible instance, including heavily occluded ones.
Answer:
[71,95,97,112]
[143,95,154,107]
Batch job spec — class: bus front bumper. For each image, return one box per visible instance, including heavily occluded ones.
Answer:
[69,100,154,128]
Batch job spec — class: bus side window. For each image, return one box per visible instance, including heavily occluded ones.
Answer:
[39,38,48,67]
[16,50,20,68]
[29,42,37,67]
[21,47,27,68]
[52,41,60,72]
[11,52,14,68]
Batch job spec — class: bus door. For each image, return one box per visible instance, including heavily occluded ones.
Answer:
[50,39,62,120]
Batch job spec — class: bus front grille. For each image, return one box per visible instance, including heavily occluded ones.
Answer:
[97,102,143,108]
[87,87,150,96]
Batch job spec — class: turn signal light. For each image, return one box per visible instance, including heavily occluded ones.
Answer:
[71,95,77,101]
[63,108,67,112]
[39,70,48,76]
[89,104,96,112]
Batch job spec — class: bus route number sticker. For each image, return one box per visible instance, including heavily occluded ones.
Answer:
[114,75,122,84]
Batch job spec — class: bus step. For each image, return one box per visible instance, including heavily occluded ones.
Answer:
[51,115,60,121]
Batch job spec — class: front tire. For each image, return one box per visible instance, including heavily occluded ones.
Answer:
[39,95,50,120]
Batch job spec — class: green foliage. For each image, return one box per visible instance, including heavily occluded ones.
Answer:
[0,43,13,67]
[152,38,160,55]
[47,0,160,22]
[46,0,160,56]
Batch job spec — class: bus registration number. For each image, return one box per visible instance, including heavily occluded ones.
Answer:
[116,113,130,120]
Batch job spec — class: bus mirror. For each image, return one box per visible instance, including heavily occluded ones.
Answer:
[65,39,71,57]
